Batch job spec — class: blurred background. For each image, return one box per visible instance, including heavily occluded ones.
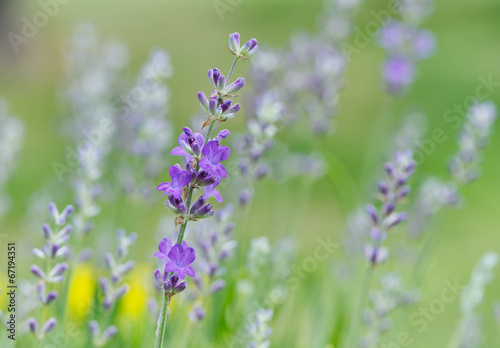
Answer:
[1,0,500,347]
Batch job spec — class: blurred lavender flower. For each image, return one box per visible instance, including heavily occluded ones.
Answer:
[360,273,418,347]
[0,98,25,219]
[27,202,74,344]
[89,320,118,347]
[247,308,273,348]
[185,205,236,319]
[363,150,416,266]
[378,17,436,93]
[99,229,136,312]
[154,32,257,347]
[117,49,174,200]
[408,177,458,238]
[448,101,497,184]
[455,252,498,348]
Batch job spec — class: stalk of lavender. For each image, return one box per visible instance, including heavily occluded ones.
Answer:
[0,98,25,219]
[346,150,415,348]
[451,252,498,347]
[187,205,237,323]
[90,229,136,347]
[153,32,258,348]
[117,49,174,199]
[410,101,497,285]
[27,203,73,346]
[378,0,436,94]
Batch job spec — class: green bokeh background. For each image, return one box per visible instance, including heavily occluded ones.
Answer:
[1,0,500,347]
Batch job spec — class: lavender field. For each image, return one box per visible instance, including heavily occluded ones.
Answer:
[1,0,500,347]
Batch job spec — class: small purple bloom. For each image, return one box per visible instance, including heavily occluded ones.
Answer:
[383,56,415,93]
[214,130,230,145]
[157,165,191,198]
[225,78,245,94]
[171,130,205,163]
[240,38,258,57]
[41,317,57,336]
[199,141,231,178]
[197,91,209,112]
[229,32,240,53]
[164,244,196,280]
[203,181,223,203]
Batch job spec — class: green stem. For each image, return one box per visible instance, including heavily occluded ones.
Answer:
[226,57,239,83]
[154,294,171,348]
[176,187,194,245]
[345,266,374,348]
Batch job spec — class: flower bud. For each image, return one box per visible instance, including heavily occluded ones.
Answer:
[229,32,240,53]
[197,91,209,112]
[225,78,245,94]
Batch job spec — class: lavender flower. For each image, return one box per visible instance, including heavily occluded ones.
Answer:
[117,48,174,199]
[89,320,118,347]
[153,32,257,348]
[0,98,25,219]
[247,308,273,348]
[99,229,136,311]
[163,244,196,280]
[228,33,258,59]
[378,14,436,93]
[455,252,499,347]
[448,101,497,183]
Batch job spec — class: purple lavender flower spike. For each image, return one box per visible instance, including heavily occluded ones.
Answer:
[383,56,414,94]
[199,141,231,178]
[164,244,196,279]
[157,165,191,198]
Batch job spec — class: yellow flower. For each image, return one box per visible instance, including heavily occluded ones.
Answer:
[66,264,95,319]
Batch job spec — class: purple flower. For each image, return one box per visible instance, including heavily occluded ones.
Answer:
[203,181,223,203]
[225,78,245,94]
[171,129,205,163]
[228,33,258,58]
[164,194,188,215]
[229,32,240,53]
[157,165,191,198]
[199,141,231,178]
[208,68,226,91]
[153,238,188,260]
[412,30,435,60]
[383,56,414,93]
[164,244,196,279]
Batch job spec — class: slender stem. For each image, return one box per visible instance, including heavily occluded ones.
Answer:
[154,294,170,348]
[345,266,374,348]
[226,57,239,83]
[203,119,217,147]
[176,187,194,245]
